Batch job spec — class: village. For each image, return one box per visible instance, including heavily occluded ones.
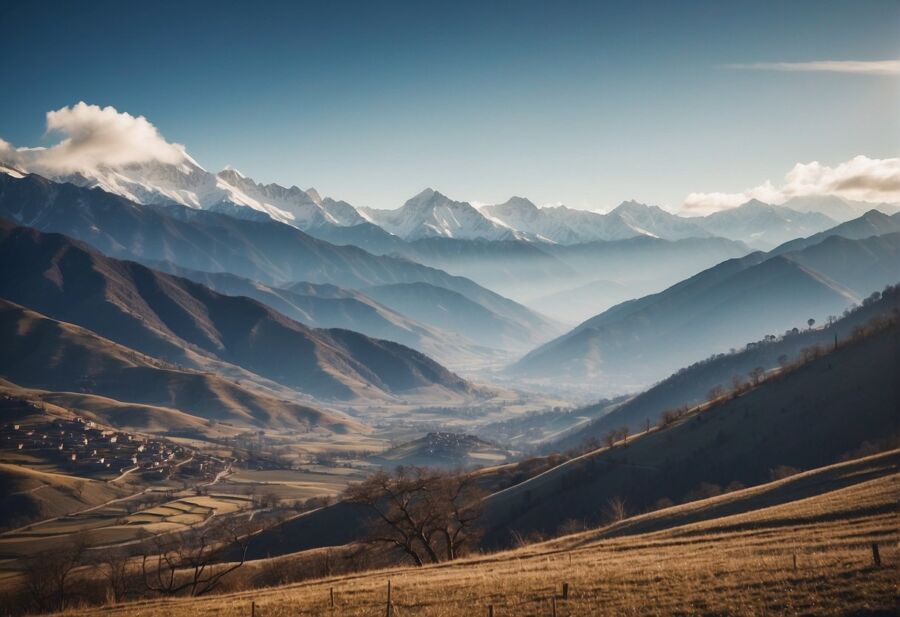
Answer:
[0,394,229,486]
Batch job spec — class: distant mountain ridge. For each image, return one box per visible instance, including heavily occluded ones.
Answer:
[5,161,893,249]
[509,218,900,387]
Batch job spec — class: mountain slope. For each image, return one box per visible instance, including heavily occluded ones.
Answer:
[0,220,476,401]
[696,199,836,250]
[510,232,899,386]
[148,264,492,367]
[485,318,899,543]
[364,282,546,351]
[555,285,900,451]
[771,209,900,255]
[0,300,360,432]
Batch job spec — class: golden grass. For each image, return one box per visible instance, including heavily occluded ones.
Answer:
[58,460,898,616]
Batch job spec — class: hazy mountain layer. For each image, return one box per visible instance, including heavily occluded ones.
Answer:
[0,220,476,401]
[510,229,900,387]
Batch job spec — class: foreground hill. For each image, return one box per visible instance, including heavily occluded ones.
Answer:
[0,172,557,349]
[59,450,898,617]
[485,315,898,543]
[0,221,476,401]
[0,300,363,433]
[511,229,899,385]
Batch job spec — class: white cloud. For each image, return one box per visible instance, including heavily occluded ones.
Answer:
[1,102,188,173]
[682,156,900,215]
[724,60,900,75]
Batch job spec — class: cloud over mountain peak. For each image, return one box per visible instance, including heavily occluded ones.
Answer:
[1,102,189,174]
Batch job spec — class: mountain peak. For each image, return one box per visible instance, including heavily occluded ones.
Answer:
[500,196,539,211]
[220,164,246,179]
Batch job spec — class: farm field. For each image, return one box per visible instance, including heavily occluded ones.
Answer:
[0,492,254,579]
[57,450,900,617]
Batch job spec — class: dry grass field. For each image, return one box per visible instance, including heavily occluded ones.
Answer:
[57,451,899,617]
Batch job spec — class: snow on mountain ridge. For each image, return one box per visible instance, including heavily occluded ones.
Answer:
[360,189,525,241]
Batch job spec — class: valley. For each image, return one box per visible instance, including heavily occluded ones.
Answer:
[0,87,897,616]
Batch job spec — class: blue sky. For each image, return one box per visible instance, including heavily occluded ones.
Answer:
[1,0,898,210]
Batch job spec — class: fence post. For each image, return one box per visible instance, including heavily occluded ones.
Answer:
[251,601,256,617]
[792,554,797,570]
[562,582,569,599]
[552,597,558,617]
[488,605,494,617]
[330,587,335,608]
[386,579,393,617]
[872,543,881,567]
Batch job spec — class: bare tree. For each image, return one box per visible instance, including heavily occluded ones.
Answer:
[748,366,765,386]
[603,430,618,449]
[141,518,251,597]
[343,467,484,566]
[96,548,133,604]
[21,533,87,612]
[602,496,629,523]
[707,385,725,402]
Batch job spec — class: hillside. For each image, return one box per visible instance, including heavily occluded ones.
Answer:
[485,316,898,543]
[364,282,550,351]
[58,450,898,617]
[0,220,477,401]
[511,231,899,385]
[555,284,900,450]
[771,209,900,255]
[0,300,363,433]
[148,264,494,368]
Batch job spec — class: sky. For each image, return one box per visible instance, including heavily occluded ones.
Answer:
[0,0,898,211]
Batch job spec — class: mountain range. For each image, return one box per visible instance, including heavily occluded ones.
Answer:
[0,172,560,353]
[510,217,900,387]
[5,155,895,251]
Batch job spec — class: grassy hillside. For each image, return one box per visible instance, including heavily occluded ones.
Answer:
[0,464,125,531]
[56,450,898,617]
[484,317,899,544]
[0,300,363,434]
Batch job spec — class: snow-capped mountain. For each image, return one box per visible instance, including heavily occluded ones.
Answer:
[481,198,710,243]
[360,189,524,241]
[215,167,365,228]
[606,200,711,240]
[781,195,900,223]
[3,150,368,231]
[696,199,836,250]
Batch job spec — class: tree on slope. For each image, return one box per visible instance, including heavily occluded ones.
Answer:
[344,466,484,565]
